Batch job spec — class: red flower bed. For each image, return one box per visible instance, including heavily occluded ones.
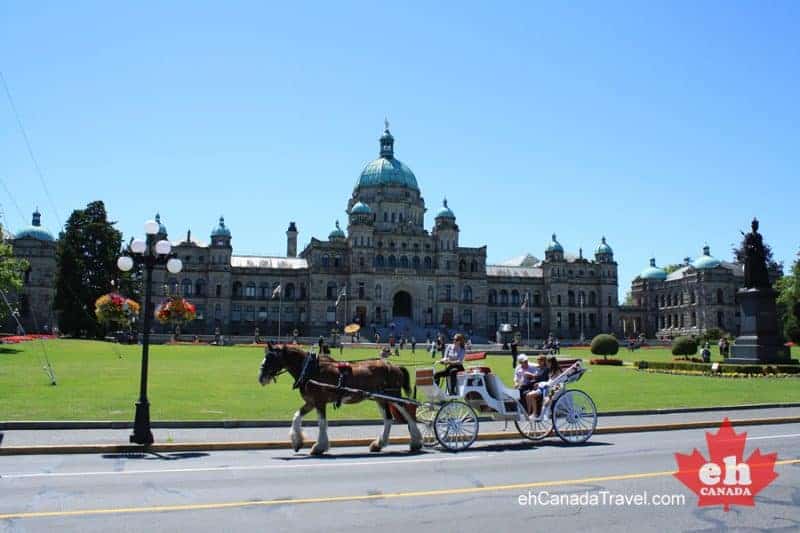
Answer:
[0,334,56,344]
[590,358,624,366]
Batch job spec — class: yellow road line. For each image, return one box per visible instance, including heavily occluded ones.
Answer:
[1,459,797,521]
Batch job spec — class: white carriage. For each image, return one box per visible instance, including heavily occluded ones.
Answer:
[413,359,597,451]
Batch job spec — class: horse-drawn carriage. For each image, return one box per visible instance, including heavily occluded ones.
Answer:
[411,358,597,451]
[258,344,597,455]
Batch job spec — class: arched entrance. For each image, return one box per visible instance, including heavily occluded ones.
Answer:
[393,291,412,317]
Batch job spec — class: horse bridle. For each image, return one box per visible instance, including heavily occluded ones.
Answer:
[260,348,289,383]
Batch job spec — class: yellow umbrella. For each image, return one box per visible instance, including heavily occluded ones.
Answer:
[344,323,361,334]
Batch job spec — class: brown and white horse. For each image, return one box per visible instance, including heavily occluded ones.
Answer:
[258,344,422,455]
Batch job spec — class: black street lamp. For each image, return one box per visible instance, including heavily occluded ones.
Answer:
[117,219,182,446]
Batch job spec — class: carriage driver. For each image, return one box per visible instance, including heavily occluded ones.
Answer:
[434,333,466,394]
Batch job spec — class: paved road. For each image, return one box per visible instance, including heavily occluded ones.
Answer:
[1,422,798,532]
[3,406,799,447]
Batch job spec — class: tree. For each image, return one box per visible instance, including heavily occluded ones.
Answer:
[0,229,28,326]
[590,334,619,360]
[623,291,634,305]
[776,250,800,343]
[672,336,698,358]
[54,201,122,337]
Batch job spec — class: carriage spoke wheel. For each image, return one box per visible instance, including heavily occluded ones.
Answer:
[415,404,437,447]
[514,403,553,441]
[552,389,597,444]
[433,400,479,452]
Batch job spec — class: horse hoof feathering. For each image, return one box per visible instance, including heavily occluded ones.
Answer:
[259,344,415,455]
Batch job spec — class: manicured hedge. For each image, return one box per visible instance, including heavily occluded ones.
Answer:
[590,358,624,366]
[637,360,800,374]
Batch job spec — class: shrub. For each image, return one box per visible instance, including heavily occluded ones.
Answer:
[590,334,619,360]
[702,328,724,342]
[672,336,698,358]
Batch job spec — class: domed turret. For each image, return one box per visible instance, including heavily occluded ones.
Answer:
[211,216,231,237]
[435,198,456,220]
[354,122,419,191]
[692,245,721,270]
[546,233,563,253]
[329,220,346,241]
[595,236,614,263]
[640,258,667,281]
[154,213,167,237]
[351,201,372,215]
[15,209,55,242]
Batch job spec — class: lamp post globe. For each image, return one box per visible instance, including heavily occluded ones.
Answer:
[166,258,183,274]
[144,220,160,235]
[155,239,172,255]
[117,256,134,272]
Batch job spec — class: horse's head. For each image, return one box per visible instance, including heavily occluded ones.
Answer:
[258,343,286,386]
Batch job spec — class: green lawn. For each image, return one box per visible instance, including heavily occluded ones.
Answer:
[0,340,797,421]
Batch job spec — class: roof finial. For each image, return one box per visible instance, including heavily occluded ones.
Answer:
[443,197,448,208]
[601,236,606,244]
[384,117,390,132]
[335,220,341,230]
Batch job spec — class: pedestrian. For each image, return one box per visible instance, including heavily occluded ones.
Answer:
[510,337,519,368]
[411,336,416,353]
[554,338,561,354]
[434,334,467,394]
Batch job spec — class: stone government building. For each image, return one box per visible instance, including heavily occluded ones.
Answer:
[3,125,759,341]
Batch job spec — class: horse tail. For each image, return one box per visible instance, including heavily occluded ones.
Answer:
[400,365,411,397]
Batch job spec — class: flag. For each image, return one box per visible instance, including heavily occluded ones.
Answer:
[520,293,529,310]
[335,286,347,307]
[272,284,282,299]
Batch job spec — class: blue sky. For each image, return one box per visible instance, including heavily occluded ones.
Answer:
[2,1,798,297]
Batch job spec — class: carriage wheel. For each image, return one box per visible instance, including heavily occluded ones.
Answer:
[552,389,597,444]
[514,403,553,441]
[433,400,479,452]
[415,403,437,448]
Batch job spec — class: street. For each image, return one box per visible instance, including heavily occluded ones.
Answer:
[2,423,799,532]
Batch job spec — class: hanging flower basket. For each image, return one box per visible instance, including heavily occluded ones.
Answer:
[155,296,196,325]
[95,293,140,327]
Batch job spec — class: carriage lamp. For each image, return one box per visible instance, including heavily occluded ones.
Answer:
[118,218,182,446]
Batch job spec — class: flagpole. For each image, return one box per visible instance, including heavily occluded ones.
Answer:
[278,281,282,343]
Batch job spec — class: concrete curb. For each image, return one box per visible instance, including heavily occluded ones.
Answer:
[2,416,799,456]
[3,402,799,430]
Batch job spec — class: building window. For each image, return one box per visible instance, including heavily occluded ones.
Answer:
[214,303,222,319]
[182,279,192,296]
[569,313,576,328]
[607,312,613,329]
[470,259,478,273]
[462,285,472,302]
[488,289,497,305]
[260,284,270,299]
[388,255,397,268]
[358,282,365,299]
[300,283,307,299]
[400,256,409,268]
[216,284,222,297]
[375,255,385,267]
[245,305,255,322]
[194,279,205,296]
[334,256,341,268]
[717,311,725,329]
[412,256,420,269]
[444,284,452,301]
[285,283,295,300]
[717,289,724,305]
[322,255,329,267]
[258,306,267,321]
[690,291,696,304]
[462,309,472,325]
[608,295,612,306]
[568,291,575,306]
[511,290,520,306]
[232,281,242,298]
[557,294,562,306]
[424,256,432,270]
[245,282,256,298]
[326,282,337,300]
[231,304,241,322]
[459,259,466,272]
[359,256,365,268]
[500,290,508,305]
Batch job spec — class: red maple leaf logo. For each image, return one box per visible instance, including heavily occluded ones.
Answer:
[674,418,779,511]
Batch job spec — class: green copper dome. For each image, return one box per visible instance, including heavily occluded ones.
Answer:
[329,220,346,240]
[640,258,667,280]
[435,198,455,219]
[351,201,372,215]
[595,236,613,255]
[355,124,419,191]
[15,210,55,242]
[211,216,231,237]
[546,233,563,253]
[692,245,721,270]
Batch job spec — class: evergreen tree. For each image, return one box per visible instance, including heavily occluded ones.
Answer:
[776,250,800,343]
[54,201,122,337]
[0,228,29,325]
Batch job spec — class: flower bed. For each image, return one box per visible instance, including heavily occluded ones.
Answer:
[590,358,624,366]
[0,334,57,344]
[637,360,800,375]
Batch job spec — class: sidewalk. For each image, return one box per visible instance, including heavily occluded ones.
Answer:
[2,406,798,448]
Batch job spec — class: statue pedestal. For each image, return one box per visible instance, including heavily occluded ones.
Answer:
[729,288,791,364]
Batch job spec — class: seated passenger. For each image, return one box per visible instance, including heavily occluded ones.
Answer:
[514,354,548,415]
[532,356,563,416]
